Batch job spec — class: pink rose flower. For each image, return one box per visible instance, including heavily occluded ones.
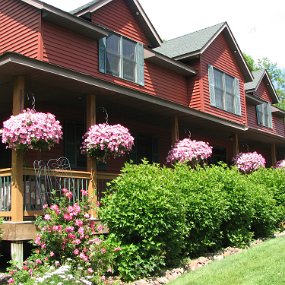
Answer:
[80,189,88,196]
[75,219,83,227]
[44,214,51,221]
[73,249,80,255]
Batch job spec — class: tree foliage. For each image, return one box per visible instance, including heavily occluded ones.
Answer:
[243,53,285,110]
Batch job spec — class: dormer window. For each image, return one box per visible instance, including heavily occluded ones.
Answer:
[256,103,273,128]
[99,34,144,86]
[208,65,241,115]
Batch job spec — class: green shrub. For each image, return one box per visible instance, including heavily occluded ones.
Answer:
[99,161,187,281]
[248,167,285,226]
[100,162,282,281]
[173,164,229,254]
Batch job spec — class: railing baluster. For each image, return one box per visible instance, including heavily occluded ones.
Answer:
[0,173,12,212]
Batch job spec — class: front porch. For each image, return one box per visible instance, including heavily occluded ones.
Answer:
[1,53,285,264]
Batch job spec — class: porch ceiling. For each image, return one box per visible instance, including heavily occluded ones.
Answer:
[0,52,284,148]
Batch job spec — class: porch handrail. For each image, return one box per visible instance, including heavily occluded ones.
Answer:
[0,168,12,176]
[23,168,91,179]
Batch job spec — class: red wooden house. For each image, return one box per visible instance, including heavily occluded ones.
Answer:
[0,0,284,261]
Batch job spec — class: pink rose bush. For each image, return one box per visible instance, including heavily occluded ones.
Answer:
[8,189,119,284]
[81,123,134,162]
[276,159,285,168]
[166,138,212,165]
[233,152,266,174]
[1,109,62,151]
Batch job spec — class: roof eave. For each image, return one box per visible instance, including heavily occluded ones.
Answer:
[21,0,108,39]
[264,70,279,103]
[145,49,196,76]
[245,93,264,105]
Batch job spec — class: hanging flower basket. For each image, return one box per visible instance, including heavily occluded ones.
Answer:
[275,159,285,168]
[1,109,63,151]
[81,123,134,162]
[166,138,212,165]
[233,152,265,174]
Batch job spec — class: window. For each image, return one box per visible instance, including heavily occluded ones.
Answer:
[209,146,227,165]
[129,135,159,164]
[208,65,241,115]
[64,123,86,169]
[99,34,144,85]
[256,103,272,128]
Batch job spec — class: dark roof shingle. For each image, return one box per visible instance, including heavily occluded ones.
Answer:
[154,22,226,58]
[244,69,265,91]
[69,0,100,14]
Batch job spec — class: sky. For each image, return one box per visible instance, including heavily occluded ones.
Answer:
[44,0,285,69]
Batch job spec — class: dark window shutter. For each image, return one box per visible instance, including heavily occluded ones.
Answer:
[208,65,216,106]
[267,103,273,128]
[256,104,263,125]
[136,43,144,86]
[98,38,106,73]
[233,78,241,115]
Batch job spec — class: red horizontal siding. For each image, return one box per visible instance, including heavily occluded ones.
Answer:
[42,21,188,106]
[42,22,97,74]
[0,0,40,59]
[247,103,285,136]
[91,0,149,46]
[255,79,272,102]
[200,33,247,125]
[188,59,202,110]
[274,116,285,137]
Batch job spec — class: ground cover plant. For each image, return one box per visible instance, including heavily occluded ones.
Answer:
[169,236,285,285]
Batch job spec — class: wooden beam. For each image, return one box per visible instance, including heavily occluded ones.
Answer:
[0,222,37,241]
[11,76,25,222]
[233,133,239,157]
[86,95,97,217]
[171,116,179,145]
[271,143,277,166]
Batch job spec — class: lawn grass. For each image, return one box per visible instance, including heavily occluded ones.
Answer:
[170,236,285,285]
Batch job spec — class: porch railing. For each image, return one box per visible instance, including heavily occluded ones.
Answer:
[0,168,12,215]
[0,168,117,219]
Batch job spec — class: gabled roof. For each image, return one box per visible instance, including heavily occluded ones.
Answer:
[154,22,253,82]
[245,69,279,104]
[154,22,225,58]
[71,0,162,48]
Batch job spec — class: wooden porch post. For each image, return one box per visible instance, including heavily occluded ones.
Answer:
[233,133,239,157]
[86,95,97,217]
[271,143,277,166]
[11,76,25,264]
[11,76,25,222]
[171,116,179,145]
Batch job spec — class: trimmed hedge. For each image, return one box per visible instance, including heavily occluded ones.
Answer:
[99,162,283,281]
